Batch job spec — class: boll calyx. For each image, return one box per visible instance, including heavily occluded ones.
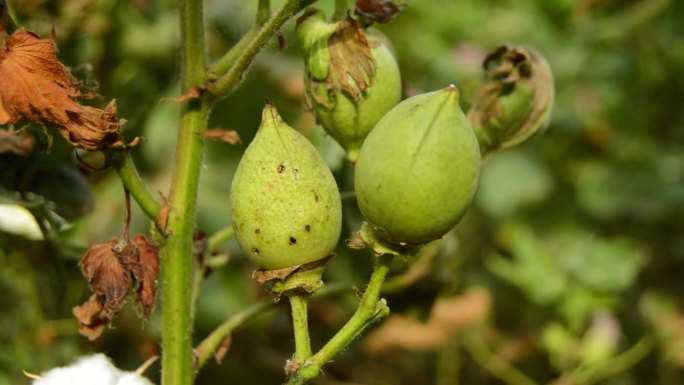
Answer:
[230,102,342,270]
[296,9,402,162]
[355,86,481,247]
[467,45,554,155]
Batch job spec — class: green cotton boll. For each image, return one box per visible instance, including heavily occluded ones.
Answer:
[230,102,342,270]
[296,9,402,163]
[355,86,481,246]
[468,45,554,154]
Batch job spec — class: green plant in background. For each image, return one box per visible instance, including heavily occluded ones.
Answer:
[2,0,683,385]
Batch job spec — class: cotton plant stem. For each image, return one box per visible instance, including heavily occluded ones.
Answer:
[209,0,317,98]
[286,254,394,384]
[464,332,538,385]
[569,335,654,385]
[206,225,235,252]
[160,0,209,383]
[108,149,161,221]
[209,0,271,79]
[289,294,313,360]
[332,0,348,21]
[194,283,349,374]
[194,300,277,370]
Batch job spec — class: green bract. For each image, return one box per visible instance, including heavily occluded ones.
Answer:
[296,9,402,162]
[230,102,342,270]
[355,86,481,246]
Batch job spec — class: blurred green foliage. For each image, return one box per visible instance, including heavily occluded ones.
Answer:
[1,0,684,384]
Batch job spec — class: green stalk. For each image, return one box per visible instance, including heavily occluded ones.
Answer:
[209,0,271,79]
[209,0,316,98]
[289,294,313,361]
[194,300,277,370]
[286,254,394,384]
[160,0,208,383]
[332,0,348,21]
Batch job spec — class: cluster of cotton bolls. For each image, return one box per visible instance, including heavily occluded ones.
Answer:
[31,354,154,385]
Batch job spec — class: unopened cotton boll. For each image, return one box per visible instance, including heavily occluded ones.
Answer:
[32,354,154,385]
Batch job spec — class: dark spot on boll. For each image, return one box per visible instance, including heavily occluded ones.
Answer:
[254,228,260,234]
[289,237,297,245]
[277,164,285,173]
[251,247,260,255]
[305,225,311,232]
[294,168,299,177]
[314,194,319,202]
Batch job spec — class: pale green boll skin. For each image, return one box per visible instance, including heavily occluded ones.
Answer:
[310,36,402,162]
[230,103,342,270]
[355,87,481,245]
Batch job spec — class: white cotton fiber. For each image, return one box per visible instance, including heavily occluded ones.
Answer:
[33,354,154,385]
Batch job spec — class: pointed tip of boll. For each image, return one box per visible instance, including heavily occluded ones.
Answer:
[259,99,286,132]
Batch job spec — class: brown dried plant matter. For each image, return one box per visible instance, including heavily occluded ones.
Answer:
[0,29,132,150]
[355,0,406,24]
[73,234,159,340]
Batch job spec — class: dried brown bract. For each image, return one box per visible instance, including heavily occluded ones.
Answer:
[0,29,135,151]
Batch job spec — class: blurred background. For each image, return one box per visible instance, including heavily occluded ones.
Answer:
[1,0,683,384]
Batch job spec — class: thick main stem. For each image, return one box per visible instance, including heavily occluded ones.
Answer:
[161,0,208,384]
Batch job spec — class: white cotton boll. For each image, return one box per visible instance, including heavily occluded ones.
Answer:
[34,354,120,385]
[117,373,155,385]
[32,354,155,385]
[0,204,43,240]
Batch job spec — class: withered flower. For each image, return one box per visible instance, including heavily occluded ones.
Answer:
[73,234,159,340]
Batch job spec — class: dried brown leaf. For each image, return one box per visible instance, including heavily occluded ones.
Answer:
[79,238,134,317]
[364,316,445,354]
[0,129,34,157]
[0,29,128,150]
[355,0,407,24]
[364,288,491,354]
[429,288,491,333]
[132,234,159,318]
[72,294,109,341]
[200,129,241,145]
